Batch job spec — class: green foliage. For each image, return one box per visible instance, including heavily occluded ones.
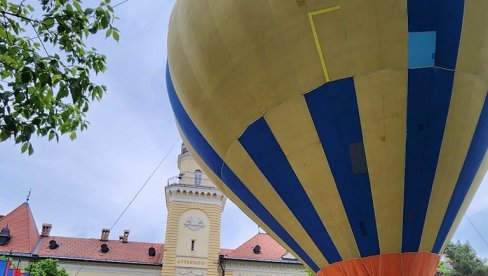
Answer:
[444,241,488,276]
[0,0,119,154]
[0,255,12,261]
[26,259,68,276]
[438,260,449,274]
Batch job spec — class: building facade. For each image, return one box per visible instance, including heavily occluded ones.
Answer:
[162,144,226,276]
[0,145,309,276]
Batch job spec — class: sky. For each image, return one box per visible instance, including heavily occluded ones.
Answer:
[0,0,488,259]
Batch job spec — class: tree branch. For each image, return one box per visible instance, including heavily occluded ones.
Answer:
[0,9,40,24]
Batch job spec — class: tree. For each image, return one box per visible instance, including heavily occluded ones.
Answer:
[444,241,488,276]
[0,0,119,154]
[26,259,68,276]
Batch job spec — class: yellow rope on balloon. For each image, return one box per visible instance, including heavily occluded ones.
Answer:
[308,5,340,82]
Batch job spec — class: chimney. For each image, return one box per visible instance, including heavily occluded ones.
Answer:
[41,223,52,237]
[100,228,110,241]
[119,230,129,243]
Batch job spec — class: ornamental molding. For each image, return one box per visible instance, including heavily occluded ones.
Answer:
[223,260,307,274]
[175,267,206,276]
[281,251,297,260]
[184,216,205,231]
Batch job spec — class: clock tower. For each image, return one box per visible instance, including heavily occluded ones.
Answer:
[162,144,226,276]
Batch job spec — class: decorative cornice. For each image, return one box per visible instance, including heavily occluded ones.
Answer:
[165,184,226,208]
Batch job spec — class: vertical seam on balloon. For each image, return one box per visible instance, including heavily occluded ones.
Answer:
[307,6,340,82]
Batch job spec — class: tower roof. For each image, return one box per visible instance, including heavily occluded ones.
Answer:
[0,202,40,254]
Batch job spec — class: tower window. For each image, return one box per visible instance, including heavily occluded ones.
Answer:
[191,239,196,251]
[194,170,202,186]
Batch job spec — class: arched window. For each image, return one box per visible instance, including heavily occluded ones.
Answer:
[194,170,202,186]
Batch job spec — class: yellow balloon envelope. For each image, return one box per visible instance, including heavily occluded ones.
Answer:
[166,0,488,275]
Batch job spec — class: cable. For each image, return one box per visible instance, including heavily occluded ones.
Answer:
[109,141,178,230]
[465,215,488,248]
[113,0,130,8]
[471,208,488,218]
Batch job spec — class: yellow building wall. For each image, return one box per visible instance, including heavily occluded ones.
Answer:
[59,261,161,276]
[223,260,310,276]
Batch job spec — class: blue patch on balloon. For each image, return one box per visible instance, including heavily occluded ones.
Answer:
[408,31,436,68]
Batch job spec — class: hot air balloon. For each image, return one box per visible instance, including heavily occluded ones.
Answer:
[166,0,488,275]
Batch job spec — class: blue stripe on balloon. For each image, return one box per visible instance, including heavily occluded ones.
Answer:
[402,68,454,253]
[434,0,464,70]
[166,64,320,272]
[432,95,488,253]
[407,0,437,31]
[0,260,9,275]
[407,0,464,70]
[219,165,320,271]
[239,118,342,264]
[305,78,380,257]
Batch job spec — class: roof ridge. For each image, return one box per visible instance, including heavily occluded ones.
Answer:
[47,235,165,245]
[25,203,40,252]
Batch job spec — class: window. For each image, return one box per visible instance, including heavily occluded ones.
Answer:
[194,170,202,186]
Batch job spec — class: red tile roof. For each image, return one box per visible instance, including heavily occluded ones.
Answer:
[224,233,298,263]
[37,236,163,265]
[0,203,40,254]
[0,202,298,266]
[219,248,234,256]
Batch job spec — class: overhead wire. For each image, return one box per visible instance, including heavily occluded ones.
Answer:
[465,215,488,249]
[113,0,130,8]
[109,141,178,230]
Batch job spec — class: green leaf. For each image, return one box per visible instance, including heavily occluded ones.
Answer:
[21,142,29,153]
[52,74,61,84]
[56,86,69,100]
[48,131,55,141]
[42,18,55,29]
[73,1,82,12]
[84,8,94,15]
[112,30,119,42]
[21,70,33,84]
[28,144,34,155]
[15,92,25,102]
[100,14,109,29]
[69,132,77,140]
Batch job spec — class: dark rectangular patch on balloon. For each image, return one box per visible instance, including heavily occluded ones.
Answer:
[349,142,368,174]
[296,0,306,7]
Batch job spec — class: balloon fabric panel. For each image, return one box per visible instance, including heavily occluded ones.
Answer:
[306,78,380,258]
[402,68,454,253]
[239,118,342,263]
[433,96,488,252]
